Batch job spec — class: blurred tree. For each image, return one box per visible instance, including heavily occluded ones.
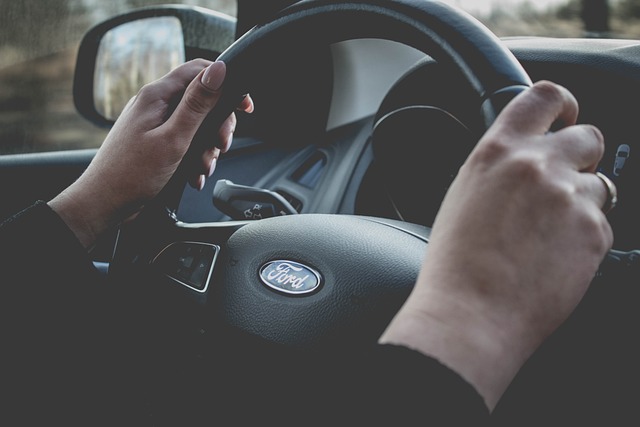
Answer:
[581,0,610,34]
[616,0,640,18]
[556,0,581,20]
[0,0,89,65]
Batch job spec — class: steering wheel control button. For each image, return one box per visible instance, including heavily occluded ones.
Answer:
[152,242,220,292]
[259,260,322,295]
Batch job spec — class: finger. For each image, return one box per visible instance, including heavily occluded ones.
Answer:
[188,174,206,191]
[575,173,616,251]
[136,59,212,107]
[187,146,221,190]
[187,97,247,189]
[238,94,255,113]
[217,112,237,154]
[572,170,615,217]
[163,60,227,141]
[489,81,579,138]
[204,147,221,177]
[592,172,618,215]
[581,174,615,252]
[119,94,138,116]
[545,124,605,172]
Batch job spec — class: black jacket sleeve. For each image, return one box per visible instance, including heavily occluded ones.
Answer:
[0,201,114,421]
[347,344,491,425]
[0,200,106,342]
[0,201,490,425]
[0,201,104,328]
[185,341,491,425]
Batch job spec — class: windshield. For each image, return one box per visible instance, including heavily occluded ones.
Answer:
[1,0,638,154]
[445,0,638,38]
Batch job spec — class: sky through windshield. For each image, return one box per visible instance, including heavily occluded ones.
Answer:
[442,0,568,14]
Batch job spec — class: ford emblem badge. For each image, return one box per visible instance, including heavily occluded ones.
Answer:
[259,260,321,295]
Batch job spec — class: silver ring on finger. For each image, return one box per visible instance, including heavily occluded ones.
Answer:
[595,171,617,214]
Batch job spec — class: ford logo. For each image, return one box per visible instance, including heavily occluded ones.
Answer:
[259,260,322,295]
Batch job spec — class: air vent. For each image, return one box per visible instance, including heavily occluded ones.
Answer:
[290,151,326,188]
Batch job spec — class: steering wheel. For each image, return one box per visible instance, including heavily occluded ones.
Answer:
[109,0,533,350]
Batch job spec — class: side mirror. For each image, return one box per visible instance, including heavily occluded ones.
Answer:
[74,5,236,127]
[94,16,185,121]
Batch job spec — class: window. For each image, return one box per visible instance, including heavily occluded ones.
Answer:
[0,0,235,155]
[3,0,640,155]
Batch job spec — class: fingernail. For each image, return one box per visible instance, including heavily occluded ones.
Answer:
[198,175,206,191]
[201,61,226,91]
[221,133,233,154]
[242,94,255,113]
[208,158,217,177]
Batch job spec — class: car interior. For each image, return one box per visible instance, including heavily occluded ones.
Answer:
[0,0,638,423]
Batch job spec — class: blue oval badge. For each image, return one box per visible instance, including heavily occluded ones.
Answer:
[259,260,321,295]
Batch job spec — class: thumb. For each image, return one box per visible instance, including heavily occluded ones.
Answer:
[163,60,226,140]
[487,80,578,139]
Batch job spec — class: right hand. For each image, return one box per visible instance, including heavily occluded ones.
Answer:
[49,59,253,248]
[380,80,613,410]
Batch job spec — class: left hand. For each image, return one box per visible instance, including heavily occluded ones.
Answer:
[49,59,253,248]
[379,81,612,411]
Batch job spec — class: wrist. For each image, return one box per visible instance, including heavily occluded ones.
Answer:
[48,180,117,249]
[379,281,538,411]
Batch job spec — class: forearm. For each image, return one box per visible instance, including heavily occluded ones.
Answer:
[379,290,530,412]
[48,175,122,249]
[0,201,108,375]
[0,199,103,301]
[379,250,545,411]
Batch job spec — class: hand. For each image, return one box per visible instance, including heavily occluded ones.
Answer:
[49,59,253,248]
[379,81,613,410]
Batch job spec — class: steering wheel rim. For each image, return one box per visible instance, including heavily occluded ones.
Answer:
[110,0,533,350]
[219,0,533,130]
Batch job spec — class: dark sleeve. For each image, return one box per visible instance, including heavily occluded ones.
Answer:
[0,202,491,424]
[210,342,491,425]
[326,344,491,425]
[374,344,489,423]
[0,201,113,420]
[0,200,103,308]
